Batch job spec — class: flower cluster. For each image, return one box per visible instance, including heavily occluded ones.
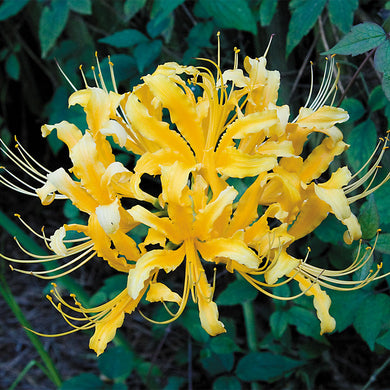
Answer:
[1,48,389,355]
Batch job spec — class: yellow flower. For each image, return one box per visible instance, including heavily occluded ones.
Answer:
[1,48,389,355]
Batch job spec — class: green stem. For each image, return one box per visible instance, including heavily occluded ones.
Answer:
[0,269,62,387]
[242,300,258,352]
[242,300,260,390]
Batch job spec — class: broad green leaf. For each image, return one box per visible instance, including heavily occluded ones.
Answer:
[209,334,241,354]
[179,304,210,343]
[67,0,91,15]
[236,352,305,382]
[327,0,358,33]
[147,13,174,41]
[382,72,390,101]
[326,22,386,56]
[358,196,379,240]
[99,29,149,48]
[340,97,365,122]
[328,289,368,332]
[201,352,235,375]
[346,119,377,176]
[197,0,257,35]
[259,0,278,26]
[124,0,146,20]
[60,374,104,390]
[186,21,214,48]
[63,199,80,219]
[150,0,185,25]
[270,310,289,338]
[134,40,162,72]
[5,53,20,80]
[354,294,390,350]
[93,54,137,85]
[368,85,388,111]
[286,0,327,57]
[373,233,390,254]
[162,376,186,390]
[314,214,345,244]
[377,329,390,349]
[0,0,29,21]
[374,41,390,73]
[98,346,134,380]
[287,306,323,341]
[213,376,242,390]
[216,277,258,305]
[39,0,69,57]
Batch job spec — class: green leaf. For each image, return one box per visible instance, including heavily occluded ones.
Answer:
[382,72,390,101]
[179,304,210,343]
[186,21,214,48]
[146,13,174,41]
[209,334,241,355]
[162,376,186,390]
[134,40,162,72]
[98,346,134,380]
[201,352,235,375]
[359,196,379,240]
[327,0,358,33]
[213,376,242,390]
[197,0,257,35]
[286,0,327,57]
[374,41,390,73]
[373,233,390,254]
[377,329,390,349]
[124,0,146,20]
[326,22,386,56]
[93,54,137,85]
[346,119,377,176]
[259,0,278,26]
[236,352,305,382]
[63,199,80,219]
[60,374,104,390]
[270,310,289,338]
[150,0,185,25]
[67,0,91,15]
[340,97,365,122]
[39,0,69,57]
[287,306,322,341]
[0,0,29,21]
[328,289,368,332]
[354,294,390,350]
[217,277,258,305]
[99,29,149,48]
[368,85,388,111]
[374,178,390,223]
[314,214,346,244]
[5,53,20,80]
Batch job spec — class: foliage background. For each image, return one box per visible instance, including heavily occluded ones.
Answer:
[1,0,390,389]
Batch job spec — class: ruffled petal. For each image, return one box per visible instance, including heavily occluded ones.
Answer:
[127,246,186,299]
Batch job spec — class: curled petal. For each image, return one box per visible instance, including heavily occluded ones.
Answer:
[292,272,336,335]
[146,282,182,305]
[95,199,120,235]
[127,246,186,299]
[196,238,260,269]
[49,226,67,256]
[264,250,300,285]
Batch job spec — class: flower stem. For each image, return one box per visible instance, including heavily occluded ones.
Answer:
[242,300,260,390]
[242,300,258,352]
[0,268,62,387]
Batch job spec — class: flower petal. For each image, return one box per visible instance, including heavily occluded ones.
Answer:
[127,246,186,299]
